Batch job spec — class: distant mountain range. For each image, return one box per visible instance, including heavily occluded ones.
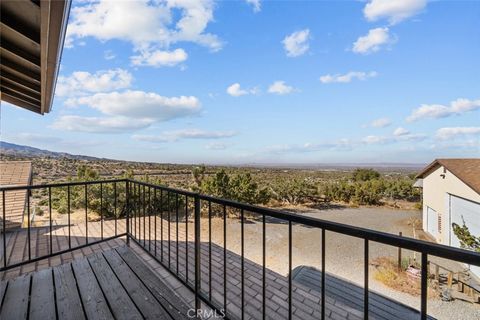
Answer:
[1,141,426,170]
[240,162,426,170]
[0,141,106,161]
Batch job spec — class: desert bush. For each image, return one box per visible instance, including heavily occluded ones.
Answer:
[383,179,420,202]
[320,172,420,205]
[200,169,270,205]
[49,166,130,218]
[352,179,384,205]
[271,178,317,205]
[352,168,380,181]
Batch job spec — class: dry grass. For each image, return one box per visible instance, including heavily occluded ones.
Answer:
[372,257,425,296]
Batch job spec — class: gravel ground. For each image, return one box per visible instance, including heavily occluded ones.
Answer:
[199,207,480,320]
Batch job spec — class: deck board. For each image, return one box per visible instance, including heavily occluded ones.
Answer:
[117,246,191,320]
[0,274,30,320]
[54,264,86,320]
[87,253,143,320]
[102,249,172,320]
[0,245,190,320]
[29,268,56,320]
[0,281,7,305]
[292,265,428,320]
[71,258,113,320]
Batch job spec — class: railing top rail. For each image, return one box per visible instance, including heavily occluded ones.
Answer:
[0,178,127,191]
[128,179,480,266]
[128,179,198,197]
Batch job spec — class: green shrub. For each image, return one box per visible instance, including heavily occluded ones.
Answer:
[271,178,317,205]
[352,168,380,181]
[200,170,270,205]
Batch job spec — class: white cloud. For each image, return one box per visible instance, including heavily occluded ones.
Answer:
[66,0,222,63]
[397,133,427,142]
[5,133,102,149]
[56,69,133,97]
[364,0,427,25]
[131,48,188,67]
[51,116,153,133]
[15,133,63,144]
[132,135,168,143]
[206,142,228,150]
[268,81,294,95]
[362,135,392,144]
[320,71,378,84]
[363,125,427,144]
[163,129,236,140]
[282,29,310,57]
[352,27,392,54]
[393,127,409,136]
[226,83,258,97]
[407,104,450,121]
[134,129,236,143]
[268,140,353,154]
[227,83,247,97]
[451,98,480,113]
[246,0,261,13]
[436,127,480,140]
[407,98,480,122]
[430,139,480,151]
[66,0,221,50]
[65,90,201,121]
[104,50,115,60]
[268,130,428,153]
[370,118,392,128]
[362,128,426,145]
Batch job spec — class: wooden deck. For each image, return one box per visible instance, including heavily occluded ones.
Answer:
[0,246,191,320]
[292,266,433,320]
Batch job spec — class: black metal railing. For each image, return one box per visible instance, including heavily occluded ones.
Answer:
[2,178,480,320]
[0,179,128,271]
[127,179,480,320]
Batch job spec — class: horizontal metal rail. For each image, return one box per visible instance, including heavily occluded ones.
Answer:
[0,234,126,272]
[0,178,127,191]
[1,179,129,272]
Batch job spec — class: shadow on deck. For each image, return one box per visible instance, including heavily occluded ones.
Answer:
[131,234,431,320]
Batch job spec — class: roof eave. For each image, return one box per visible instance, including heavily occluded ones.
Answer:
[40,0,71,115]
[0,0,71,115]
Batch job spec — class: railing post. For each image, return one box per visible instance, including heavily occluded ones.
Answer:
[126,180,130,246]
[398,232,402,271]
[2,190,6,269]
[421,252,428,320]
[194,194,201,312]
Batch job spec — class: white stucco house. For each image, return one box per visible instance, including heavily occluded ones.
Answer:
[416,159,480,276]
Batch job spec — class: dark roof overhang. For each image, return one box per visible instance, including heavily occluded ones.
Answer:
[1,0,71,114]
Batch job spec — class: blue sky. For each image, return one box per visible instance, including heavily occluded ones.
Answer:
[1,0,479,164]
